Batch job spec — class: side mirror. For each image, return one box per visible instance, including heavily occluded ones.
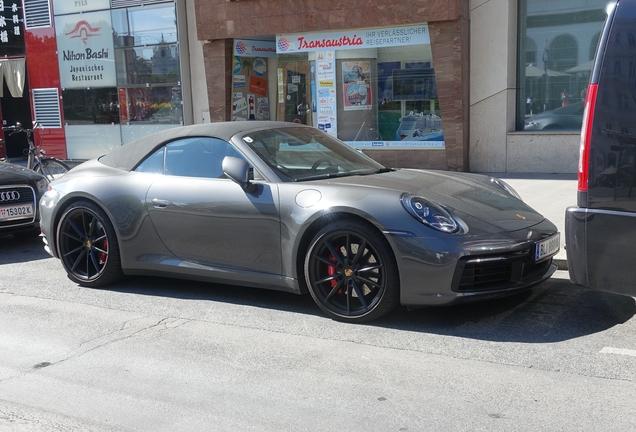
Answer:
[222,156,253,191]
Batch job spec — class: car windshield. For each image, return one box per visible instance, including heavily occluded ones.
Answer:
[241,127,388,182]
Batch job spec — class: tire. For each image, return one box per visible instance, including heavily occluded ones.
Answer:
[57,200,123,287]
[304,219,400,323]
[34,158,70,182]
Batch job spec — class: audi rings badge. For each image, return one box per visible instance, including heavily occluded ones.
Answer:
[0,191,20,202]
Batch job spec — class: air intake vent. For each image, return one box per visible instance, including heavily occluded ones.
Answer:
[110,0,169,8]
[23,0,52,29]
[32,88,62,128]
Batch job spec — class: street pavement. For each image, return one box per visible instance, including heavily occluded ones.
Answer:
[485,173,578,269]
[0,234,635,431]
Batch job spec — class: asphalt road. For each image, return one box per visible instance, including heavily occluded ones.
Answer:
[1,235,635,431]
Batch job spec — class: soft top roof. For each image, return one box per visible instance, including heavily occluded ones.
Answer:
[99,121,307,171]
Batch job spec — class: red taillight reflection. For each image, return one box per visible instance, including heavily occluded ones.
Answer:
[578,83,598,192]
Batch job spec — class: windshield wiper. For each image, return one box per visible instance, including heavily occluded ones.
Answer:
[354,167,394,176]
[295,172,358,182]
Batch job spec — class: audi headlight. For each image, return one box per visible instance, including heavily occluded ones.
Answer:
[401,194,459,233]
[36,178,48,195]
[490,177,523,201]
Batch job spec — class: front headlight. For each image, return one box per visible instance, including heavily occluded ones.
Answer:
[490,177,523,201]
[400,194,459,233]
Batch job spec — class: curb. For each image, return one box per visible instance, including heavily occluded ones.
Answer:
[554,258,568,271]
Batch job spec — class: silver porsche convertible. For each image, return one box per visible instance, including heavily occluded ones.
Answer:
[40,122,560,323]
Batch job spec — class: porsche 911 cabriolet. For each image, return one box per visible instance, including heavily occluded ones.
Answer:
[39,122,560,322]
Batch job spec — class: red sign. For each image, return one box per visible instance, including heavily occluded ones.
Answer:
[249,76,268,97]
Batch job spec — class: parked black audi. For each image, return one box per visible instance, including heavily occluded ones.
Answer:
[0,162,47,238]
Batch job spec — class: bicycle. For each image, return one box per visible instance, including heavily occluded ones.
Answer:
[0,122,70,182]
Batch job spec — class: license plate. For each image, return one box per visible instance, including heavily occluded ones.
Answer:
[535,233,560,262]
[0,203,34,221]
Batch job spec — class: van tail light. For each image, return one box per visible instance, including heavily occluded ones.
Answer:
[578,83,598,192]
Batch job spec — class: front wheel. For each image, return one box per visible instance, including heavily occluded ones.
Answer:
[304,219,400,323]
[34,158,70,182]
[57,200,123,287]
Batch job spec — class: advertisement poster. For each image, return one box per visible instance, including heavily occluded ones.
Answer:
[315,51,337,137]
[55,10,116,89]
[232,56,269,121]
[342,61,371,111]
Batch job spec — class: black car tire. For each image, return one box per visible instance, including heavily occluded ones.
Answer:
[57,200,124,287]
[304,219,400,323]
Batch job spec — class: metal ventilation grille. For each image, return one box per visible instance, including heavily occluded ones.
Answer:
[110,0,170,8]
[23,0,52,29]
[32,89,62,128]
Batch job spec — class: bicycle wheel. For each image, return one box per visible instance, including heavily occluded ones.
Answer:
[34,158,70,182]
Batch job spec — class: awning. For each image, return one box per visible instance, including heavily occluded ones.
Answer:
[0,58,26,98]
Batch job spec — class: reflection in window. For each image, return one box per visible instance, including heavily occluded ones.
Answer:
[118,86,182,124]
[517,0,607,131]
[112,3,181,125]
[590,32,601,60]
[62,88,120,125]
[136,137,246,179]
[111,5,177,47]
[115,45,180,86]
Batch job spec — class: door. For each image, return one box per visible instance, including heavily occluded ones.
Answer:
[143,137,282,275]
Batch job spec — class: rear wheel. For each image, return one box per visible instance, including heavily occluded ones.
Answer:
[34,158,70,182]
[57,201,123,287]
[304,219,400,323]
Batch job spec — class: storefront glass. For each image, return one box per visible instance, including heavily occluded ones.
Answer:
[517,0,607,131]
[52,0,181,159]
[274,25,443,149]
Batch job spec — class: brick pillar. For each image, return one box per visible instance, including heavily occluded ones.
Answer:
[430,16,470,172]
[202,39,234,122]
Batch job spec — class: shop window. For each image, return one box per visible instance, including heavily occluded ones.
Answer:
[115,45,180,86]
[273,29,442,150]
[525,37,537,65]
[111,3,182,124]
[517,0,607,131]
[111,4,177,47]
[549,35,578,72]
[118,86,182,124]
[590,32,601,60]
[62,88,120,125]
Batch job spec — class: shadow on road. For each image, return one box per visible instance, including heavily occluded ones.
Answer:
[105,273,635,344]
[375,282,635,343]
[0,234,51,264]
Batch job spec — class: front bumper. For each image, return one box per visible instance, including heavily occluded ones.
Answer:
[389,219,559,306]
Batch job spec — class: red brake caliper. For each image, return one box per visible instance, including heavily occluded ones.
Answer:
[327,252,344,294]
[99,239,108,264]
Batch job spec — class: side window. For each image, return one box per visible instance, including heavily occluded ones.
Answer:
[135,147,165,173]
[164,137,247,179]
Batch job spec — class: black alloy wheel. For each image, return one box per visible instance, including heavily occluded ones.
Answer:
[305,219,400,323]
[57,200,123,287]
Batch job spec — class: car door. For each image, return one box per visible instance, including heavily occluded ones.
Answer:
[143,136,282,275]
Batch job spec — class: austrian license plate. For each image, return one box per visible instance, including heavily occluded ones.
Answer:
[0,203,34,221]
[535,233,560,262]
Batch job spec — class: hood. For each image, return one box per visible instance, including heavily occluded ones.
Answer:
[0,162,45,184]
[324,169,547,232]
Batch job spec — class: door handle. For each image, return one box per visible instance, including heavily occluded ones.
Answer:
[151,198,172,209]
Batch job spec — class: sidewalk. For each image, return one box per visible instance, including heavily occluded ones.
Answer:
[483,173,578,270]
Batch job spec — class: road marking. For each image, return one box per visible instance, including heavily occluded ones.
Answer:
[600,347,636,357]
